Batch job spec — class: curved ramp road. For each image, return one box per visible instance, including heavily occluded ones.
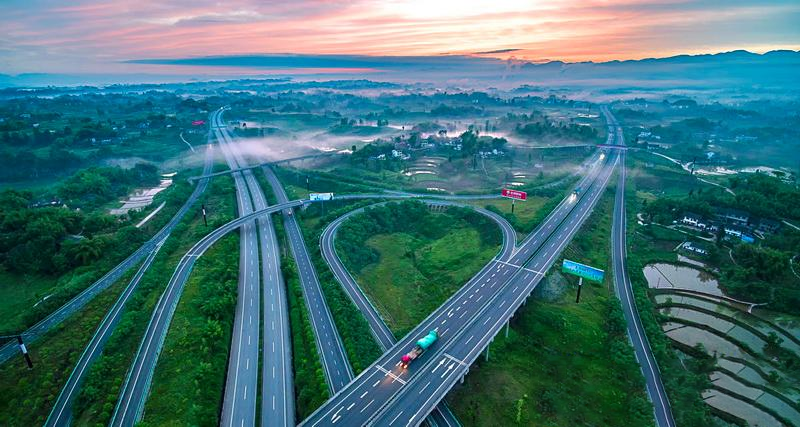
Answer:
[370,106,624,426]
[299,109,620,427]
[44,239,165,426]
[0,144,215,365]
[37,130,213,425]
[320,200,515,427]
[108,197,303,427]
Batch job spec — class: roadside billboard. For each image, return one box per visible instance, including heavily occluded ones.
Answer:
[309,192,334,201]
[501,188,527,201]
[561,259,605,282]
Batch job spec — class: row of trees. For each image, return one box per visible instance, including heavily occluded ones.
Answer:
[515,121,598,141]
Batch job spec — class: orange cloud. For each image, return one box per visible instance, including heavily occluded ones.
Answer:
[1,0,798,73]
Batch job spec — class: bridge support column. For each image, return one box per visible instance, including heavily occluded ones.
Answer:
[484,344,490,362]
[505,320,510,338]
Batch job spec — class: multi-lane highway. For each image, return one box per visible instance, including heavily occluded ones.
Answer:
[263,166,354,392]
[109,108,292,427]
[610,128,675,426]
[299,108,619,427]
[372,152,617,426]
[215,108,266,427]
[320,201,516,350]
[216,109,294,427]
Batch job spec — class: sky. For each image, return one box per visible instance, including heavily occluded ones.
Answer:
[1,0,799,75]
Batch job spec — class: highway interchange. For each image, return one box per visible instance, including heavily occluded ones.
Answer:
[299,108,619,427]
[320,200,517,427]
[8,104,674,427]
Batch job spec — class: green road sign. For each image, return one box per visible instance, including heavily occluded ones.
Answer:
[561,259,605,282]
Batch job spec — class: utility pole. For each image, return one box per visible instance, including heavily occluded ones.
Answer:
[201,204,207,227]
[0,335,33,369]
[17,336,32,368]
[575,277,583,303]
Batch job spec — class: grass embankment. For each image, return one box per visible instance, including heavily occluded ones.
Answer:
[354,218,500,337]
[140,233,238,426]
[297,201,384,373]
[0,265,138,426]
[471,176,575,237]
[270,212,330,420]
[447,188,655,426]
[282,251,330,419]
[335,200,502,336]
[70,176,236,425]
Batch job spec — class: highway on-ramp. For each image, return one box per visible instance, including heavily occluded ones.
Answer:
[44,130,215,426]
[372,150,617,426]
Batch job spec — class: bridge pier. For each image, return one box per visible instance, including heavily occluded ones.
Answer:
[485,343,490,362]
[505,320,510,338]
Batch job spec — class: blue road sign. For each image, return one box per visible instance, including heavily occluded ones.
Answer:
[561,259,605,282]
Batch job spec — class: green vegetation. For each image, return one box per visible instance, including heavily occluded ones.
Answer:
[283,252,329,419]
[625,159,716,425]
[448,190,653,426]
[141,234,238,426]
[0,264,137,426]
[338,202,501,336]
[641,172,800,315]
[0,165,196,334]
[295,199,389,372]
[58,163,160,209]
[72,176,235,425]
[0,93,211,183]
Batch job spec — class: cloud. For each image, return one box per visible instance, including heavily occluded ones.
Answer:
[474,49,521,55]
[1,0,798,73]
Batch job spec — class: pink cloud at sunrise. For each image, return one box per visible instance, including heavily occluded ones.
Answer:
[1,0,798,74]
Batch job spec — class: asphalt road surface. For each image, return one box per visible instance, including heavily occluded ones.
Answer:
[320,200,516,427]
[299,109,620,427]
[216,111,295,427]
[44,132,213,426]
[263,166,354,392]
[610,138,676,425]
[371,111,620,426]
[108,197,303,426]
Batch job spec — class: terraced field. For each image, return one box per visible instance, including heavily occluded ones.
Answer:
[654,290,800,426]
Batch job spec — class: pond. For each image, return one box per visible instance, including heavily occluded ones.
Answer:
[643,263,723,296]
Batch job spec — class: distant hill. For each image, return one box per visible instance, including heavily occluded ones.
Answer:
[2,50,798,94]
